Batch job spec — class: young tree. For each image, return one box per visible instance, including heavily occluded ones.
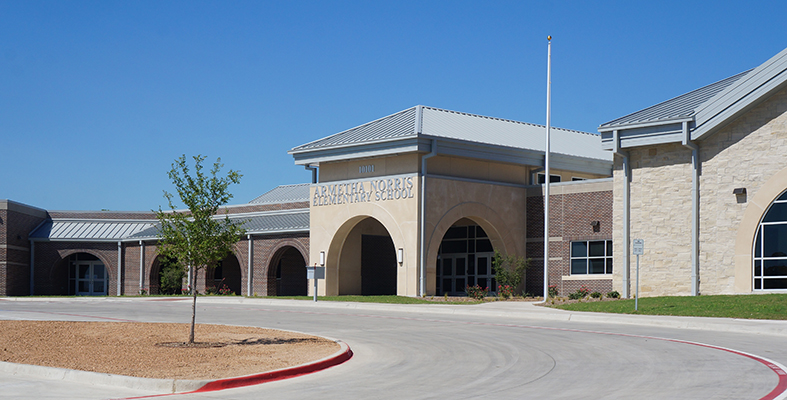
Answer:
[156,155,246,344]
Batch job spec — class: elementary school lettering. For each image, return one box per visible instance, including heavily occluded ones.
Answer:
[313,176,415,206]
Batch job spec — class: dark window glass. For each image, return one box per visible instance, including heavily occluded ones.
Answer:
[478,258,488,275]
[441,241,467,254]
[571,259,587,274]
[443,279,452,293]
[755,260,761,277]
[468,228,476,238]
[467,257,475,275]
[468,240,475,253]
[763,203,787,223]
[571,242,587,258]
[755,228,762,258]
[444,226,468,240]
[755,279,761,289]
[763,260,787,276]
[476,239,493,252]
[763,224,787,257]
[476,227,489,238]
[467,276,475,287]
[779,191,787,201]
[491,278,497,291]
[456,278,465,291]
[589,241,605,257]
[606,258,613,274]
[442,259,452,276]
[456,258,466,275]
[763,278,787,289]
[589,259,606,274]
[607,241,613,256]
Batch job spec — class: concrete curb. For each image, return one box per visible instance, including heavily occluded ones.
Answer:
[0,340,352,395]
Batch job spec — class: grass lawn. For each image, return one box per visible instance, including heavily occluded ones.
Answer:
[551,293,787,320]
[268,295,482,305]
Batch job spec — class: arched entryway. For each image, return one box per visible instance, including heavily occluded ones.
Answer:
[337,217,397,295]
[436,219,496,296]
[52,253,109,296]
[150,255,183,295]
[269,246,307,296]
[207,254,242,295]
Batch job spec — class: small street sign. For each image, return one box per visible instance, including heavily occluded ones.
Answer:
[633,239,644,255]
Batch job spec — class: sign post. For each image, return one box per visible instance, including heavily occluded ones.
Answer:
[632,239,644,311]
[306,263,325,302]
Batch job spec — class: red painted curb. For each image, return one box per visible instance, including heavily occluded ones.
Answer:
[190,342,352,393]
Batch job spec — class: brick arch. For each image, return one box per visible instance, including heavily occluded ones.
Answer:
[49,250,114,295]
[267,242,308,296]
[734,165,787,292]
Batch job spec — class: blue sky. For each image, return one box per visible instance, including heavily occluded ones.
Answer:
[2,1,786,211]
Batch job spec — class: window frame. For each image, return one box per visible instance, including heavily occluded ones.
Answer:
[753,190,787,291]
[570,239,613,275]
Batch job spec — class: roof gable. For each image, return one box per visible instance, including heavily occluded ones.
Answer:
[600,46,787,150]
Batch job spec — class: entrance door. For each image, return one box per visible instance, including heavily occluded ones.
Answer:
[437,254,468,296]
[474,252,496,293]
[74,262,107,296]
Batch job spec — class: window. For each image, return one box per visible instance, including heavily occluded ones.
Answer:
[754,190,787,290]
[572,177,587,181]
[570,240,612,274]
[535,173,561,184]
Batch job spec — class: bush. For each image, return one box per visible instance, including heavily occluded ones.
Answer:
[159,257,185,295]
[568,292,584,300]
[606,290,621,299]
[466,285,488,300]
[548,285,558,298]
[498,284,514,299]
[492,250,529,296]
[577,285,591,297]
[590,291,602,299]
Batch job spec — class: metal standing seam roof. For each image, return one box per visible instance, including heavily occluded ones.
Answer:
[29,219,157,241]
[249,183,311,204]
[128,209,310,240]
[599,70,752,129]
[289,106,612,163]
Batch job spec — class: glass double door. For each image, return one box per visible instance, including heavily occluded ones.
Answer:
[437,252,495,296]
[74,262,107,296]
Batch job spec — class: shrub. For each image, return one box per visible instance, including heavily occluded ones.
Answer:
[606,290,621,299]
[159,257,185,295]
[590,291,602,299]
[498,284,514,299]
[466,285,488,300]
[218,284,234,295]
[568,292,584,300]
[547,285,558,298]
[492,250,529,296]
[577,285,591,297]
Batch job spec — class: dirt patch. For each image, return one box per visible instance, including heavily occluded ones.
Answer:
[0,321,340,380]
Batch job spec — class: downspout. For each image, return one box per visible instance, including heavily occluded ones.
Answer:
[117,241,123,296]
[682,121,700,296]
[139,240,145,294]
[418,107,436,297]
[29,240,35,296]
[305,165,318,184]
[247,234,253,296]
[612,130,631,298]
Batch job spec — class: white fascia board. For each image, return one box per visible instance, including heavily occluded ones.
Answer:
[291,138,424,165]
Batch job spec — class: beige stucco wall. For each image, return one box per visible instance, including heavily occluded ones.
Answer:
[319,154,419,182]
[613,86,787,297]
[423,177,527,295]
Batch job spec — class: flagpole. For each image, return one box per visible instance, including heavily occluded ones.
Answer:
[542,36,552,302]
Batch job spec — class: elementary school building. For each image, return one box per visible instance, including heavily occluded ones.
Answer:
[2,46,786,299]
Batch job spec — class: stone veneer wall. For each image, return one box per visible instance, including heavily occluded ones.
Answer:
[699,86,787,294]
[613,86,787,297]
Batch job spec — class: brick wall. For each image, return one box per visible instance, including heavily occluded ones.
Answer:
[526,181,613,297]
[0,201,48,296]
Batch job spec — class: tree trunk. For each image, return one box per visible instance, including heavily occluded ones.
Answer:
[189,266,196,344]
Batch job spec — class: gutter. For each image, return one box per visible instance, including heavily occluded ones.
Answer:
[681,121,700,296]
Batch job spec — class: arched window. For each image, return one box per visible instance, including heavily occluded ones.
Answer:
[754,190,787,290]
